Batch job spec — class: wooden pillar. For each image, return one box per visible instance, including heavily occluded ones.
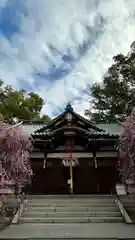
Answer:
[43,152,47,169]
[69,142,73,194]
[43,141,50,169]
[93,143,99,193]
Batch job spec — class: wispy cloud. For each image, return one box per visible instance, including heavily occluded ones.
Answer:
[0,0,8,9]
[0,0,135,117]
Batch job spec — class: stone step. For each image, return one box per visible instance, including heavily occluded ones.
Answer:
[127,208,135,212]
[120,199,135,203]
[28,201,115,206]
[28,194,115,199]
[128,211,135,217]
[27,202,116,207]
[122,203,135,207]
[20,216,123,223]
[27,206,119,212]
[28,198,115,202]
[24,211,121,218]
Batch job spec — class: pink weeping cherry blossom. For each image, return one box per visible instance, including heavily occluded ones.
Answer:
[118,107,135,195]
[0,121,33,188]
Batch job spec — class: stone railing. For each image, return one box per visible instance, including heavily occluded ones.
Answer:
[115,185,132,224]
[12,193,27,224]
[0,193,19,230]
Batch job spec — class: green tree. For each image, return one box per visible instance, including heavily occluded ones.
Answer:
[85,42,135,121]
[39,115,51,122]
[0,80,51,123]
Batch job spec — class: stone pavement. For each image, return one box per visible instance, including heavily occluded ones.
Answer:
[0,223,135,239]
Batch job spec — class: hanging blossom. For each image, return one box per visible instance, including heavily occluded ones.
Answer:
[0,121,33,187]
[118,107,135,194]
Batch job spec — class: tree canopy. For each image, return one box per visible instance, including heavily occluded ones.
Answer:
[85,42,135,122]
[0,81,51,188]
[0,80,51,123]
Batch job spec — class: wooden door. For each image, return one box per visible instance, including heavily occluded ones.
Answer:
[43,166,69,194]
[98,167,116,194]
[74,166,98,194]
[32,166,45,194]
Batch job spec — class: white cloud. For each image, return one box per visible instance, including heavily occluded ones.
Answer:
[0,0,8,9]
[0,0,135,117]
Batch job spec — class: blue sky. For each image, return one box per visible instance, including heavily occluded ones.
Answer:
[0,0,135,117]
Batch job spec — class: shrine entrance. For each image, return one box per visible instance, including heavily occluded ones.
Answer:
[31,158,116,195]
[63,167,114,194]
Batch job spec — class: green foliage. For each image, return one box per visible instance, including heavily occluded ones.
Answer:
[85,42,135,121]
[0,81,51,123]
[39,115,51,122]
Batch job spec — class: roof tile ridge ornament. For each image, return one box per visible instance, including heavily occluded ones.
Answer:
[65,103,73,125]
[65,102,73,112]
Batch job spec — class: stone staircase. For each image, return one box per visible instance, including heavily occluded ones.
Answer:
[120,195,135,222]
[20,195,124,224]
[1,195,135,239]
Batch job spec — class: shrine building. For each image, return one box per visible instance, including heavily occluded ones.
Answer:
[23,103,121,195]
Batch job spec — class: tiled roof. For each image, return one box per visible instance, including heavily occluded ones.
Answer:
[97,123,121,136]
[22,123,46,135]
[22,122,121,137]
